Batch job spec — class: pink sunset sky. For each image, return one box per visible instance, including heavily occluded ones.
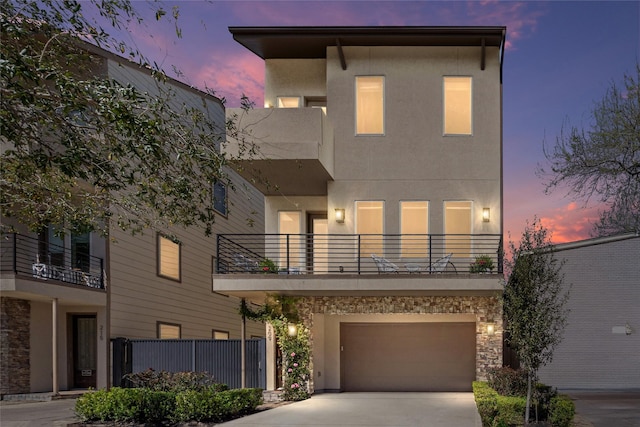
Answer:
[96,0,638,244]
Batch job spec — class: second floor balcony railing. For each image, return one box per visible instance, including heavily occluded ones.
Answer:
[216,234,503,275]
[1,233,105,289]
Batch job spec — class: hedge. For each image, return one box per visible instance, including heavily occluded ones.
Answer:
[473,381,575,427]
[75,387,263,424]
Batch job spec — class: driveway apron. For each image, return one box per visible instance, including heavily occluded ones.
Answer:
[221,392,482,427]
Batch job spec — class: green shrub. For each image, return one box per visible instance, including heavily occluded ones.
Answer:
[487,366,528,397]
[124,368,225,392]
[473,381,498,427]
[493,395,527,427]
[549,394,575,427]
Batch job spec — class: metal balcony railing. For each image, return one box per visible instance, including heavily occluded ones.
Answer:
[216,234,503,275]
[1,233,105,289]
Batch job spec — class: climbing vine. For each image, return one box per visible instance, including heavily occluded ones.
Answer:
[239,295,310,401]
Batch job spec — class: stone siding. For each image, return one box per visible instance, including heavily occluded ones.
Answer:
[1,297,31,395]
[295,295,502,393]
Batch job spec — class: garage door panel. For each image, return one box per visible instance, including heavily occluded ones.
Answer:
[341,322,476,392]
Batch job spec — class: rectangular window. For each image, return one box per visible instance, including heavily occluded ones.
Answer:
[356,201,384,256]
[71,232,90,272]
[356,76,384,135]
[157,234,181,281]
[278,211,302,269]
[444,201,472,258]
[277,97,300,108]
[400,201,429,258]
[157,322,181,339]
[212,330,229,340]
[213,181,227,216]
[444,77,472,135]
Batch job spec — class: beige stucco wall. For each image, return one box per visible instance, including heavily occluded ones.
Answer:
[265,59,327,107]
[295,295,502,393]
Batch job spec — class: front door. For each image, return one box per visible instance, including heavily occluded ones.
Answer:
[72,315,97,389]
[307,213,328,274]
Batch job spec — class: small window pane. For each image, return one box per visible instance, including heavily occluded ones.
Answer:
[444,77,472,135]
[213,330,229,340]
[213,181,227,216]
[356,76,384,135]
[277,97,300,108]
[400,201,429,258]
[158,323,181,339]
[158,235,181,281]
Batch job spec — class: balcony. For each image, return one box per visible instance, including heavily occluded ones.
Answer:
[224,107,334,195]
[1,233,105,290]
[213,234,503,302]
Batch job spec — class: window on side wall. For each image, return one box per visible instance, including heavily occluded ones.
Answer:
[400,201,429,258]
[277,97,300,108]
[356,76,384,135]
[355,201,384,257]
[157,322,181,339]
[212,330,229,340]
[444,77,472,135]
[213,181,227,217]
[157,234,181,281]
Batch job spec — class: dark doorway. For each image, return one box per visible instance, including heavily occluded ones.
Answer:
[71,314,97,388]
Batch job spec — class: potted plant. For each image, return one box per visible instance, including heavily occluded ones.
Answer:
[469,254,495,273]
[259,258,279,274]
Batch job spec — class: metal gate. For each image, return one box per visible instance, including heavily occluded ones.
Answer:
[112,338,266,389]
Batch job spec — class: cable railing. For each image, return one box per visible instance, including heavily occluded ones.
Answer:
[216,233,503,275]
[1,233,105,289]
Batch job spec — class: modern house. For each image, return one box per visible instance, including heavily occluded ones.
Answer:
[214,26,507,392]
[0,44,265,396]
[537,233,640,390]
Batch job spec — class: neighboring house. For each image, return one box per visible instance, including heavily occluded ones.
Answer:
[537,233,640,390]
[215,26,507,392]
[0,44,265,396]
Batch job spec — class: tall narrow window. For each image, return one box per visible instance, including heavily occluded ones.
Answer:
[277,97,300,108]
[158,234,181,281]
[213,181,227,216]
[157,322,181,339]
[71,232,90,272]
[444,77,472,135]
[356,76,384,135]
[356,201,384,256]
[444,201,472,258]
[400,201,429,258]
[278,211,302,269]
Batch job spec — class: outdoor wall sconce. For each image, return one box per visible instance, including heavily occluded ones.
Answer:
[486,324,495,336]
[482,208,491,222]
[335,208,345,223]
[287,324,298,337]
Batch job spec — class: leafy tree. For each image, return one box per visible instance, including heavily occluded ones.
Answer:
[539,65,640,236]
[0,0,255,237]
[502,218,569,424]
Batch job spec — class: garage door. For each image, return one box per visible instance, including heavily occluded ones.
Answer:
[340,322,476,392]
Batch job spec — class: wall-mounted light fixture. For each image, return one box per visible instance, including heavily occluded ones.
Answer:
[483,208,491,222]
[486,324,495,336]
[287,324,298,337]
[335,208,345,223]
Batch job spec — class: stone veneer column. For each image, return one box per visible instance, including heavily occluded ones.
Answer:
[295,295,503,393]
[0,297,31,395]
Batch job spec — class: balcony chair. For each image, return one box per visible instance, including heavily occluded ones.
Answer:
[232,254,259,273]
[371,254,399,273]
[404,253,456,274]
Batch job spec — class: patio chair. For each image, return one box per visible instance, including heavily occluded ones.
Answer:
[427,253,456,273]
[371,254,399,273]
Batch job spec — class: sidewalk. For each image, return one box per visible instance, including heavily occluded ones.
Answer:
[0,398,79,426]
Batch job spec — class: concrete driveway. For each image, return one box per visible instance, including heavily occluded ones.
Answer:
[568,391,640,427]
[221,392,482,427]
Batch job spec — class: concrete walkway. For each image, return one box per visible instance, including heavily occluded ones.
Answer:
[221,392,482,426]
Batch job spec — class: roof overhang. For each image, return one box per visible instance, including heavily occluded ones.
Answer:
[229,26,506,79]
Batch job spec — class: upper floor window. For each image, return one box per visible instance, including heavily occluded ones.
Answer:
[356,201,384,256]
[277,97,300,108]
[213,330,229,340]
[157,322,181,339]
[444,201,472,258]
[278,211,303,268]
[444,77,472,135]
[356,76,384,135]
[213,181,227,217]
[157,234,181,281]
[400,201,429,258]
